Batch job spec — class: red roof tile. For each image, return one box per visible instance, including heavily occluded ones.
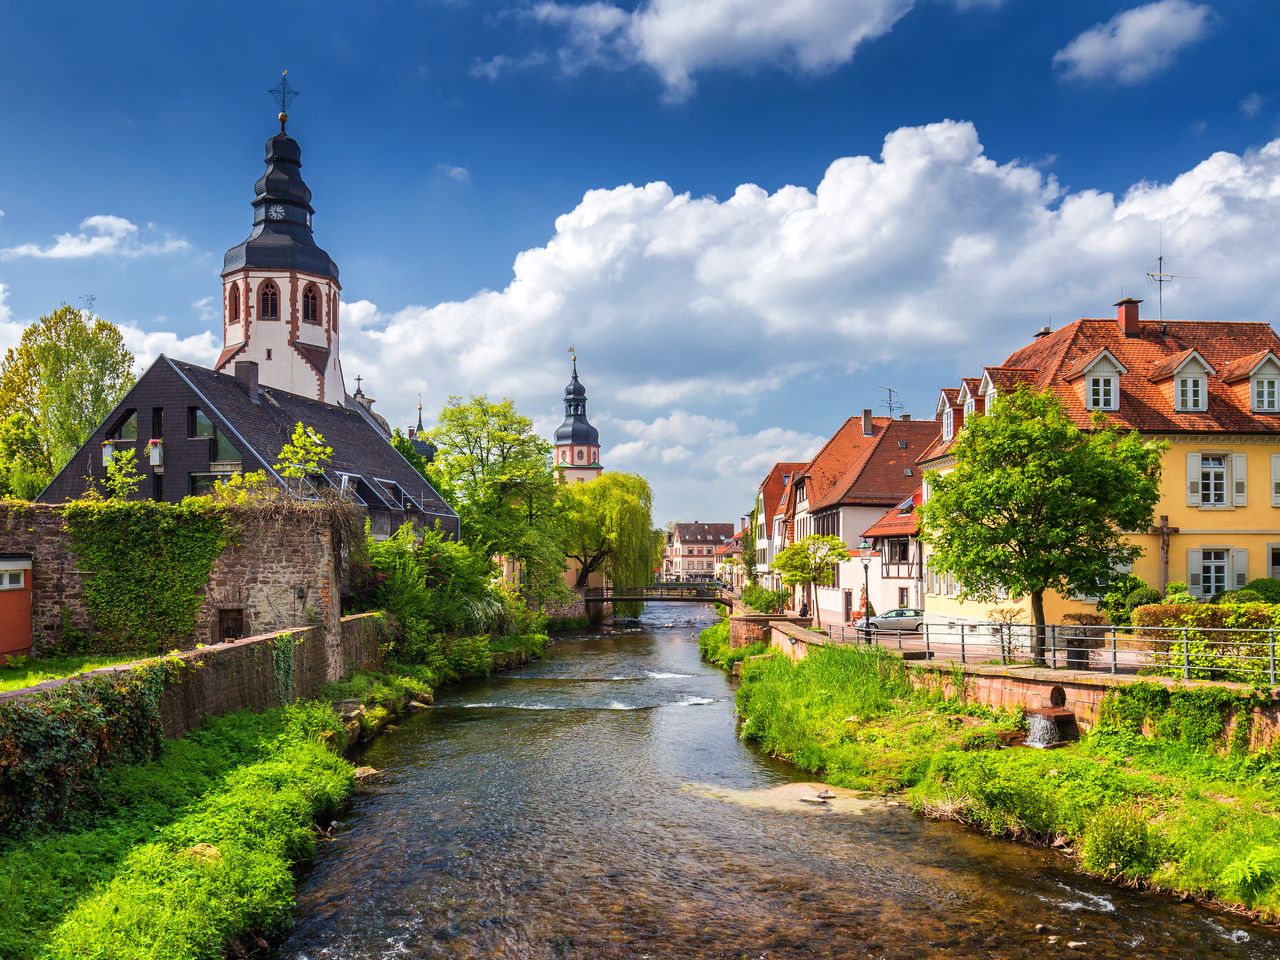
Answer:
[809,418,940,511]
[863,489,922,539]
[997,317,1280,433]
[1220,350,1277,384]
[1146,347,1211,382]
[758,461,808,524]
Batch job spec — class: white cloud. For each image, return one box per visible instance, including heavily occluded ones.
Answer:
[483,0,990,100]
[0,283,19,358]
[338,119,1280,519]
[119,325,220,374]
[436,163,472,184]
[0,214,191,260]
[1053,0,1213,84]
[1240,92,1265,117]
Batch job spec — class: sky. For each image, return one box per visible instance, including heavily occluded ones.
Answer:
[1,0,1279,524]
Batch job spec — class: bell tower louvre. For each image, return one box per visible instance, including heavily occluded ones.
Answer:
[216,72,345,405]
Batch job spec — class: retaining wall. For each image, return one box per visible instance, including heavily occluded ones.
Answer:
[0,503,343,657]
[0,613,386,740]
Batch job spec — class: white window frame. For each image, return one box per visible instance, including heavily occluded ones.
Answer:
[963,396,976,418]
[1255,377,1279,412]
[1201,549,1228,598]
[1177,375,1207,412]
[942,408,954,442]
[1199,454,1228,507]
[1088,375,1117,411]
[0,569,24,590]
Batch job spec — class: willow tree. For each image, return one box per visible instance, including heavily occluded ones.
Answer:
[558,473,655,595]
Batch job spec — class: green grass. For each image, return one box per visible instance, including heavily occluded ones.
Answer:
[698,620,768,670]
[0,653,146,693]
[489,633,549,658]
[321,663,435,707]
[0,701,348,960]
[735,644,1280,919]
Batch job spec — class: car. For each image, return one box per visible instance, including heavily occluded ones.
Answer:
[853,608,925,634]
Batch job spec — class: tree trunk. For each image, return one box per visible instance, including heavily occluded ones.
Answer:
[812,582,822,629]
[1030,590,1047,666]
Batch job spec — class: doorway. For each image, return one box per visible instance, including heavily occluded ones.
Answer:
[216,608,246,643]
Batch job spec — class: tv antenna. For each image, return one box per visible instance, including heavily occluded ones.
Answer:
[1145,231,1196,320]
[879,385,903,420]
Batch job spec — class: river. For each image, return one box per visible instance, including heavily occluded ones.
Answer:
[275,604,1280,959]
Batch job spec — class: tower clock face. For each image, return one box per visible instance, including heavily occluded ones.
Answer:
[267,204,286,220]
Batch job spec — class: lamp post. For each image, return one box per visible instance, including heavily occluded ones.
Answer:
[859,538,874,643]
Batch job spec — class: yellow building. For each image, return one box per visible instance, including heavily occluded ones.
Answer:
[919,298,1280,625]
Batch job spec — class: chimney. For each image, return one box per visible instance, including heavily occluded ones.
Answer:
[234,360,259,401]
[901,413,911,421]
[862,408,873,436]
[1115,297,1142,337]
[1033,325,1052,339]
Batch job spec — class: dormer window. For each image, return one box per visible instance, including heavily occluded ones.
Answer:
[942,408,954,442]
[260,281,280,320]
[963,396,975,418]
[1255,377,1279,412]
[1177,375,1206,412]
[1088,375,1117,411]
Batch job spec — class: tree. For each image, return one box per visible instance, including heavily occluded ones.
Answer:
[772,534,848,629]
[0,413,47,499]
[0,304,135,489]
[426,395,567,604]
[275,422,333,479]
[741,506,758,585]
[102,447,142,500]
[558,473,655,592]
[917,386,1164,664]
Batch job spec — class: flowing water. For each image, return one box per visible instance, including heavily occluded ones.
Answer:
[275,604,1280,959]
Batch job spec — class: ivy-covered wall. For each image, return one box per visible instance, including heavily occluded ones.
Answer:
[0,502,348,658]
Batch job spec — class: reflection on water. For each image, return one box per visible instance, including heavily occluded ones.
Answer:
[275,605,1280,959]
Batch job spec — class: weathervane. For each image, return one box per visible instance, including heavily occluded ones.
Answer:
[268,70,300,132]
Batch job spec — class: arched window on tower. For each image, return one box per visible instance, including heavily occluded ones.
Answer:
[302,284,320,325]
[260,281,280,320]
[228,282,240,322]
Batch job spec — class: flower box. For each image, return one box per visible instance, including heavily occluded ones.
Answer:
[101,440,116,466]
[147,439,163,467]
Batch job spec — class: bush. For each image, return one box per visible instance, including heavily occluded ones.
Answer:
[1126,585,1163,612]
[1081,803,1160,879]
[1229,589,1265,604]
[1130,603,1277,683]
[741,584,788,615]
[1099,574,1148,624]
[1244,578,1280,603]
[1164,580,1188,597]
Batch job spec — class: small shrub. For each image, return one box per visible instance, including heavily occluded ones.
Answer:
[1126,586,1163,612]
[1244,578,1280,603]
[1164,580,1188,597]
[1080,803,1159,879]
[1230,589,1264,604]
[1219,847,1280,902]
[741,585,788,615]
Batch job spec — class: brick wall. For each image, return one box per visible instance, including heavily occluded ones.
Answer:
[734,614,811,648]
[0,502,343,658]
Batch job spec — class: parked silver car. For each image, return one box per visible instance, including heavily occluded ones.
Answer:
[855,608,925,633]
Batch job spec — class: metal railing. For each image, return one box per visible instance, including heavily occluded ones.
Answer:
[824,620,1280,685]
[584,581,732,602]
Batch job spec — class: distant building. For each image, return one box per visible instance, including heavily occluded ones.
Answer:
[664,522,735,582]
[553,356,603,484]
[752,461,807,590]
[39,97,458,538]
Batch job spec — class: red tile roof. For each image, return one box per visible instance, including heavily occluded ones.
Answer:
[758,461,808,524]
[1220,350,1276,384]
[997,316,1280,433]
[862,488,922,539]
[809,418,940,511]
[1146,347,1210,382]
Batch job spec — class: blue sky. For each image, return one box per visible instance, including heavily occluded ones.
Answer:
[2,1,1279,522]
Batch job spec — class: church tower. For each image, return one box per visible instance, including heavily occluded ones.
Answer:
[217,74,344,404]
[554,353,602,483]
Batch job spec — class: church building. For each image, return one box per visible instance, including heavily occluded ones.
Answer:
[553,355,603,483]
[39,83,459,539]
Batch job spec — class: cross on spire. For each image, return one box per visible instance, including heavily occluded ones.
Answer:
[268,70,300,132]
[354,374,364,396]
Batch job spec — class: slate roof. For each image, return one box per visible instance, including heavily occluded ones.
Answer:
[672,522,735,544]
[808,418,940,511]
[166,358,456,523]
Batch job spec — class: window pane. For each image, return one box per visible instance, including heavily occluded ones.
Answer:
[1201,455,1226,505]
[214,431,239,462]
[190,409,214,438]
[113,411,137,441]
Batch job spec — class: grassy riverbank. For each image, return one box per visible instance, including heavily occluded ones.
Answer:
[0,632,550,960]
[734,643,1280,920]
[697,619,767,670]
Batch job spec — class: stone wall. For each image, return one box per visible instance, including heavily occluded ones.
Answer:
[0,503,343,657]
[735,614,811,648]
[0,613,386,740]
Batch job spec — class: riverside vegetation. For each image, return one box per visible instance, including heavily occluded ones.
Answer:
[700,621,1280,920]
[0,514,550,960]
